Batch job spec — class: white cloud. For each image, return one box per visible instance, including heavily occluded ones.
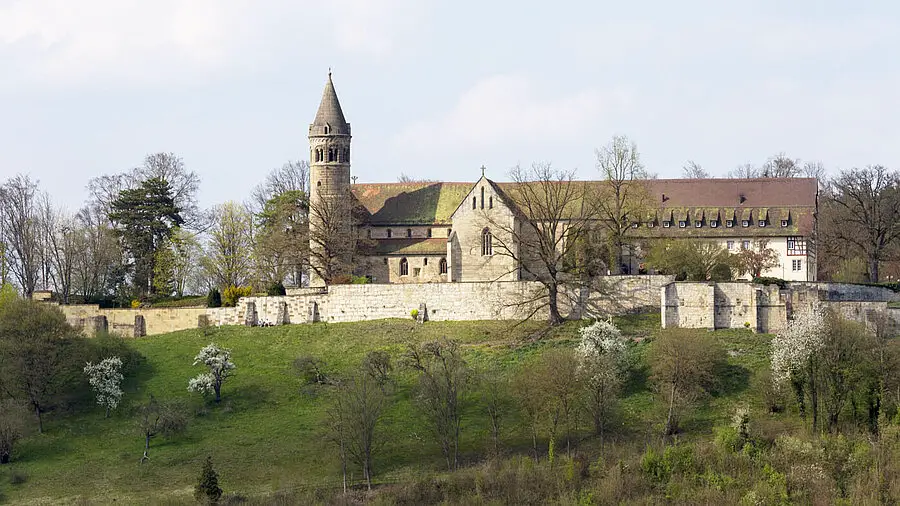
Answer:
[0,0,430,88]
[394,75,630,152]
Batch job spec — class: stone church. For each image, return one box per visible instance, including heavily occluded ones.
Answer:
[308,73,819,286]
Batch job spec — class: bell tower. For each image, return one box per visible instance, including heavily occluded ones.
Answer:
[308,71,352,286]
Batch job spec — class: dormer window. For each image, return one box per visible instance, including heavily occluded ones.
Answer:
[695,221,702,228]
[631,222,639,229]
[741,220,750,227]
[726,220,734,227]
[758,220,767,227]
[324,124,330,134]
[678,221,687,228]
[663,221,671,228]
[781,220,788,227]
[710,220,718,228]
[648,221,656,228]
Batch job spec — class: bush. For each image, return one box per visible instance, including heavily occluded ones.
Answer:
[351,275,370,284]
[293,356,329,385]
[266,282,286,296]
[207,289,222,308]
[410,309,419,320]
[752,277,788,289]
[130,299,142,309]
[222,286,252,308]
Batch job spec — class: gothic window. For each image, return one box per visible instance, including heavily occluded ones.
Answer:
[481,187,485,209]
[489,196,493,209]
[481,228,493,256]
[424,257,428,266]
[400,258,409,276]
[406,228,412,238]
[439,257,448,274]
[472,196,476,209]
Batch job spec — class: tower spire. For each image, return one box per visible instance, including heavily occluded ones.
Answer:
[312,70,350,135]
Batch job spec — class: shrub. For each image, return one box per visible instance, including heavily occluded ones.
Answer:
[130,299,142,309]
[351,275,370,284]
[752,277,788,289]
[194,456,223,504]
[266,282,286,296]
[410,309,419,320]
[222,286,251,307]
[206,288,222,308]
[293,356,329,385]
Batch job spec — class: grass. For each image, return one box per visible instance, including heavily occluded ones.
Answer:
[0,314,775,504]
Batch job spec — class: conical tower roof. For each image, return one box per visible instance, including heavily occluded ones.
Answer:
[310,71,350,135]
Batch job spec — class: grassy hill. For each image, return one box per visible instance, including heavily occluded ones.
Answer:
[0,314,774,504]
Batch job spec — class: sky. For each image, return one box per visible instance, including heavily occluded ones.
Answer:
[1,0,898,211]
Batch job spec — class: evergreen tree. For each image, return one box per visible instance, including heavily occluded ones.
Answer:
[194,456,223,504]
[109,177,183,297]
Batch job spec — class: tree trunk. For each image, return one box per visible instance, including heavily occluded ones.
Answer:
[664,382,677,436]
[869,256,880,283]
[214,382,221,403]
[548,285,564,325]
[34,403,43,434]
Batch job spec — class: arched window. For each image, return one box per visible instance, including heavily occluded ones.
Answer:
[324,124,330,134]
[439,257,448,275]
[480,187,485,209]
[481,228,493,256]
[423,257,428,266]
[328,149,334,162]
[406,228,412,238]
[400,258,409,276]
[489,196,493,209]
[472,196,476,209]
[427,228,433,238]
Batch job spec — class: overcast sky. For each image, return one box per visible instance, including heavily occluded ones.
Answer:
[1,0,898,211]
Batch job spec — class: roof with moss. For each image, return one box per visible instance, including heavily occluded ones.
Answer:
[371,238,448,256]
[352,182,474,225]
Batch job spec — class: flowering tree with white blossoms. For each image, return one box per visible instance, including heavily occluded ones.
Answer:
[188,343,236,403]
[84,356,124,418]
[576,319,630,438]
[770,301,829,429]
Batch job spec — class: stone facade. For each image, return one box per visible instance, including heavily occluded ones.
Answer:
[59,275,673,336]
[663,281,900,334]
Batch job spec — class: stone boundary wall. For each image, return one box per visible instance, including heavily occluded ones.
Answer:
[663,281,900,335]
[58,275,675,337]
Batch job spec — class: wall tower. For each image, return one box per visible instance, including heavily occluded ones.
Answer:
[308,71,352,286]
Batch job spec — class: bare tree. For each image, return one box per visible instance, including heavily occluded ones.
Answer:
[0,175,43,297]
[37,195,78,303]
[595,135,650,275]
[404,338,470,470]
[727,163,761,179]
[736,239,781,278]
[201,202,254,289]
[308,194,363,285]
[137,395,187,463]
[249,160,310,215]
[827,166,900,282]
[71,207,124,301]
[397,173,437,183]
[761,152,802,178]
[481,163,600,325]
[681,160,710,179]
[327,370,386,490]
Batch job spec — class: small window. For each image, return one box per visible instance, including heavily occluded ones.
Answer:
[663,221,671,228]
[447,228,452,236]
[406,228,412,238]
[324,124,330,134]
[383,258,388,265]
[472,196,476,209]
[710,220,718,228]
[427,228,433,238]
[413,267,421,277]
[742,240,751,250]
[678,221,687,228]
[758,220,767,227]
[631,222,639,229]
[481,187,485,209]
[781,220,788,227]
[648,221,656,228]
[727,240,735,250]
[387,229,392,238]
[726,220,734,227]
[489,196,493,209]
[400,258,409,276]
[439,257,448,275]
[317,181,321,187]
[424,257,428,266]
[792,259,802,271]
[695,221,702,228]
[741,220,750,227]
